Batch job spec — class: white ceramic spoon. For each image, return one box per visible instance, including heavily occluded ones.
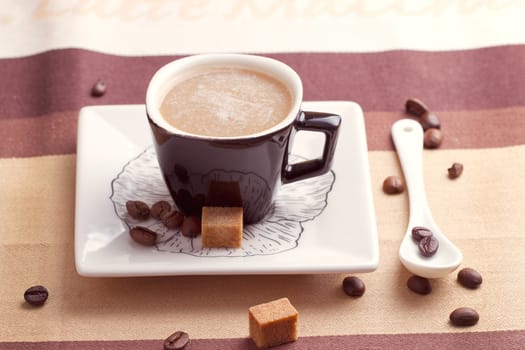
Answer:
[391,119,463,279]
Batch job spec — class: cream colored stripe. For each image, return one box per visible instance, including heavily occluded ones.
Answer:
[1,0,525,58]
[1,147,524,341]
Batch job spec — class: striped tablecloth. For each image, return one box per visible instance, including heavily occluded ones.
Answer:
[1,1,524,349]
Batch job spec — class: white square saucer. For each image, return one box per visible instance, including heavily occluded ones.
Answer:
[75,101,379,276]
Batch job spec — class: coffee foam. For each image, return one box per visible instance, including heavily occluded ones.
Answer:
[160,66,292,137]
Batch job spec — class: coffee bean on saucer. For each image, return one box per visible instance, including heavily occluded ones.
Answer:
[130,226,157,246]
[418,235,439,257]
[161,210,184,229]
[457,268,483,289]
[449,307,479,327]
[407,275,432,295]
[382,175,404,194]
[164,330,190,350]
[424,128,443,149]
[24,285,49,306]
[91,79,107,97]
[342,276,366,297]
[448,162,464,179]
[151,200,171,220]
[420,112,441,130]
[405,98,429,117]
[126,200,150,220]
[411,226,433,241]
[181,216,201,237]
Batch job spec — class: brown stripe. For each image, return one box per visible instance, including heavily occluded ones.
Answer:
[2,46,525,118]
[0,111,77,157]
[2,106,525,157]
[2,331,525,350]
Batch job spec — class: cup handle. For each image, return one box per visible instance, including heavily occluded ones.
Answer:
[282,111,341,184]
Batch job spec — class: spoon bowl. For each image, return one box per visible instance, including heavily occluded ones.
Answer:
[391,119,463,279]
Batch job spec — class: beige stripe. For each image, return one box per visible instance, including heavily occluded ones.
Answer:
[1,147,524,341]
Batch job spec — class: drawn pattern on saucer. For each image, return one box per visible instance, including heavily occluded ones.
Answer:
[110,145,335,257]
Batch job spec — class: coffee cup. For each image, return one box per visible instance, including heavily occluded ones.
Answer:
[146,54,341,224]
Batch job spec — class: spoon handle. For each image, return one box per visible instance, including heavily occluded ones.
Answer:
[391,119,429,223]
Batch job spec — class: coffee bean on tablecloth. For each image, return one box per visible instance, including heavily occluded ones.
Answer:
[151,200,171,220]
[342,276,366,297]
[407,275,432,295]
[24,285,49,306]
[457,268,483,289]
[418,235,439,257]
[449,307,479,327]
[126,200,150,220]
[424,128,443,149]
[383,175,404,194]
[448,162,464,179]
[420,112,441,130]
[405,98,429,117]
[130,226,157,246]
[91,79,107,97]
[411,226,433,241]
[164,330,190,350]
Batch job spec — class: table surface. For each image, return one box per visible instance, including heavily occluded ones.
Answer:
[1,1,525,349]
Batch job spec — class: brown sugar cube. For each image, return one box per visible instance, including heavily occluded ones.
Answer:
[249,297,298,349]
[201,207,243,248]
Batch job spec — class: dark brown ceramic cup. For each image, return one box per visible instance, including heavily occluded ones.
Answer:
[146,54,340,224]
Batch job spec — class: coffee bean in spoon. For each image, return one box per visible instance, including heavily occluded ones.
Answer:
[418,235,439,257]
[411,226,433,241]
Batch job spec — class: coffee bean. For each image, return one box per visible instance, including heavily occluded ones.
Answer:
[405,98,429,117]
[151,201,171,220]
[419,235,439,257]
[420,112,441,130]
[342,276,366,297]
[457,267,483,289]
[448,162,464,179]
[449,307,479,327]
[161,210,184,229]
[411,226,433,241]
[24,285,49,306]
[407,275,432,295]
[130,226,157,246]
[91,80,107,97]
[164,331,190,350]
[423,128,443,149]
[126,200,150,220]
[181,216,201,237]
[382,175,404,194]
